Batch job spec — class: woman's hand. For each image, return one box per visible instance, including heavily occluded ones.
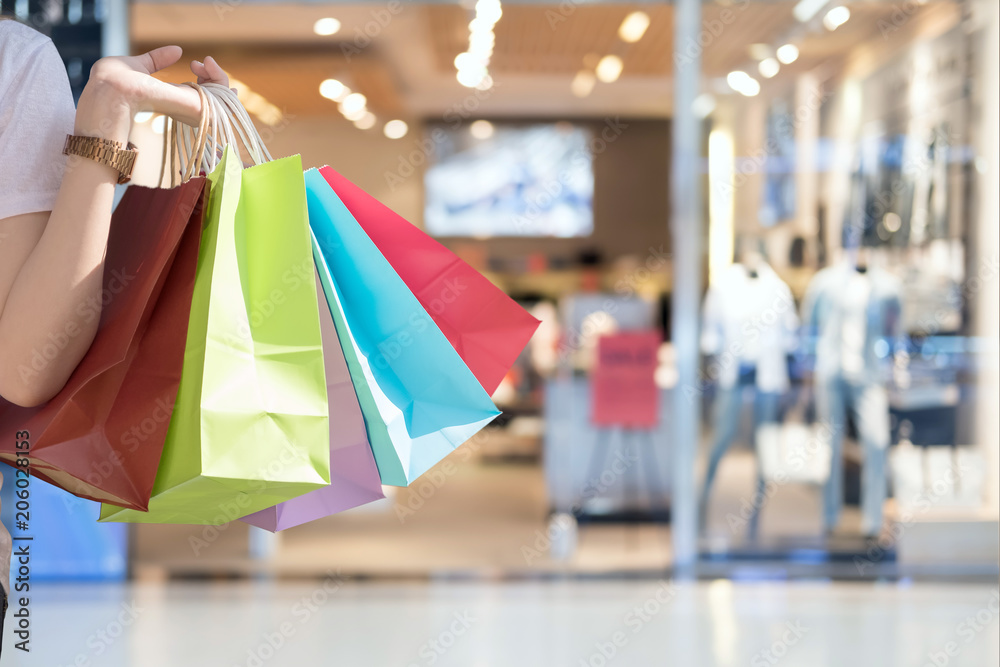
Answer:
[75,46,230,142]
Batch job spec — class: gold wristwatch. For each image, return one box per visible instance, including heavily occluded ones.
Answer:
[62,134,139,184]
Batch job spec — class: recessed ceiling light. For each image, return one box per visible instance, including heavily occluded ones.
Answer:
[758,57,780,79]
[457,66,488,88]
[319,79,348,101]
[340,92,367,115]
[313,18,341,36]
[726,71,760,96]
[151,115,166,135]
[354,112,377,130]
[823,6,850,30]
[793,0,827,23]
[596,55,623,83]
[776,44,799,64]
[470,119,494,139]
[133,111,153,123]
[618,11,650,43]
[571,70,597,98]
[383,119,408,139]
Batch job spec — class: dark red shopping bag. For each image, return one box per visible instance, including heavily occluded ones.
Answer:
[0,179,206,510]
[318,167,539,394]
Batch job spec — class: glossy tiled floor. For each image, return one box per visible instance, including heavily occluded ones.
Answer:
[7,579,998,666]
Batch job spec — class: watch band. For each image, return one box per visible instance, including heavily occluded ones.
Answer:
[62,134,139,185]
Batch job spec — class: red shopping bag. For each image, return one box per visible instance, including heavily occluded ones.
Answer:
[0,179,206,510]
[318,167,539,394]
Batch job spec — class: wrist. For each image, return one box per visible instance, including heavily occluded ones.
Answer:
[75,81,132,145]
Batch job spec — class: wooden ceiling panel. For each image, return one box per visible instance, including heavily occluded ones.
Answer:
[426,4,671,76]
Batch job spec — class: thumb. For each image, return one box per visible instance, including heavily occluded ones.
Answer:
[134,45,183,75]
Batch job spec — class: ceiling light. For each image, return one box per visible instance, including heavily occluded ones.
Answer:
[571,70,596,98]
[454,52,479,70]
[793,0,829,23]
[151,115,166,135]
[354,112,377,130]
[133,111,153,123]
[340,92,367,115]
[618,11,650,43]
[726,71,760,96]
[470,119,494,139]
[383,119,408,139]
[823,6,850,30]
[475,0,503,25]
[726,71,750,89]
[457,66,488,88]
[341,106,368,122]
[475,74,495,91]
[758,57,780,79]
[776,44,799,64]
[313,18,341,36]
[319,78,348,101]
[596,55,623,83]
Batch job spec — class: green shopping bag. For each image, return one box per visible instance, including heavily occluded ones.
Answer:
[100,147,330,525]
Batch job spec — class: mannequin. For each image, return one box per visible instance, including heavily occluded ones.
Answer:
[803,243,901,537]
[699,244,799,537]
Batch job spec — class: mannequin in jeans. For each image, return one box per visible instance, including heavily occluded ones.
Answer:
[802,245,902,537]
[698,246,799,539]
[0,15,230,654]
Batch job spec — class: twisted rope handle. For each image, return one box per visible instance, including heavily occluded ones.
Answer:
[157,80,275,187]
[201,83,273,166]
[158,83,212,188]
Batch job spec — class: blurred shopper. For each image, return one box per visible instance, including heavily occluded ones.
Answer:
[0,15,229,655]
[699,247,799,537]
[802,247,902,537]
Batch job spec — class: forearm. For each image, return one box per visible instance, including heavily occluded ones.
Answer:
[0,85,129,406]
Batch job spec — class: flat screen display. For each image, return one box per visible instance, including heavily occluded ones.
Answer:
[424,122,594,238]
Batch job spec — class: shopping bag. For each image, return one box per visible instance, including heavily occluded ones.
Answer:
[100,147,331,524]
[307,169,499,486]
[240,270,385,532]
[0,179,206,510]
[318,167,539,394]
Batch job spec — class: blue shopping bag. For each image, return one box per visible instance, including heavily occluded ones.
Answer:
[306,168,499,486]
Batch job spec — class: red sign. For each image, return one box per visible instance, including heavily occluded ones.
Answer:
[591,331,660,428]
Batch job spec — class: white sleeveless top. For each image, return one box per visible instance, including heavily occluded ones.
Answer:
[0,19,76,220]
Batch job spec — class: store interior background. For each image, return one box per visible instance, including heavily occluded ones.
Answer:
[3,0,998,588]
